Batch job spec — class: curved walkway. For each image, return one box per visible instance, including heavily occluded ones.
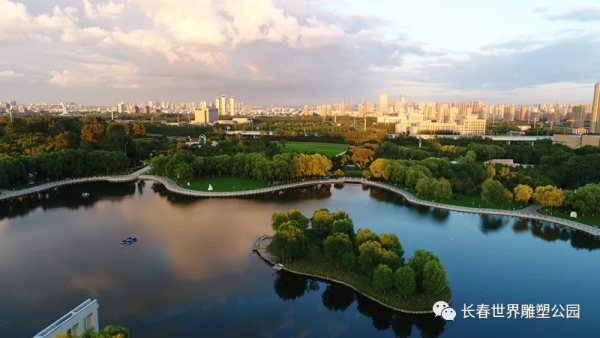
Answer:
[1,169,598,237]
[253,235,436,314]
[0,166,152,201]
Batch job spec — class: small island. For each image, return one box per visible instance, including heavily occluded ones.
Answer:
[256,208,452,313]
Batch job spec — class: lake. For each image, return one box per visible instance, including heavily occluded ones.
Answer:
[1,182,599,338]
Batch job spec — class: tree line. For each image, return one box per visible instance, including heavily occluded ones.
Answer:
[0,149,128,188]
[268,208,450,299]
[150,150,332,183]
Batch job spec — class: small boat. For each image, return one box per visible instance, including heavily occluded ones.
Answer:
[82,193,90,198]
[121,237,138,246]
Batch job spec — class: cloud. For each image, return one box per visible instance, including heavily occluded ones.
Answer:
[49,62,141,88]
[0,70,15,77]
[536,6,600,22]
[83,0,125,19]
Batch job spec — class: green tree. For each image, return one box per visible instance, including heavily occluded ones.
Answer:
[332,218,355,240]
[358,240,383,275]
[486,165,496,178]
[287,209,309,230]
[407,249,440,286]
[356,228,377,247]
[373,264,394,292]
[332,209,349,220]
[394,266,416,297]
[565,183,600,216]
[323,232,353,267]
[434,178,453,201]
[311,208,334,237]
[481,178,506,205]
[268,223,308,262]
[422,260,449,296]
[378,233,404,261]
[465,150,477,163]
[271,210,289,231]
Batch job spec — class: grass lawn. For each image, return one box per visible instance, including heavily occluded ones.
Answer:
[437,194,528,211]
[177,177,271,192]
[285,259,451,312]
[280,142,350,157]
[538,208,600,228]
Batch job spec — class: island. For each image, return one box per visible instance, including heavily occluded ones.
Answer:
[255,208,452,313]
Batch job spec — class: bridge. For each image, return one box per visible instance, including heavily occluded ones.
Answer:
[1,169,598,237]
[225,130,274,137]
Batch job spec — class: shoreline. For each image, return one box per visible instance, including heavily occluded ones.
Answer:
[1,170,598,237]
[253,235,444,314]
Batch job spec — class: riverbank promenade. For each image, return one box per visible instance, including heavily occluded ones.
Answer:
[1,169,598,237]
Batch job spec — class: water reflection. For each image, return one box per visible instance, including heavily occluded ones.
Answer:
[273,270,447,337]
[0,182,137,221]
[480,215,508,234]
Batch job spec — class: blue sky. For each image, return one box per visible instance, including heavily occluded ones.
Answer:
[0,0,599,105]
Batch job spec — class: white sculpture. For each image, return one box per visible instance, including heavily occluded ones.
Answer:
[570,211,577,218]
[208,184,213,191]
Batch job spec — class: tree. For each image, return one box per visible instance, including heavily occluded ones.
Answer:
[533,185,565,208]
[373,264,394,292]
[370,159,389,179]
[465,150,477,163]
[332,219,355,240]
[333,169,345,177]
[268,223,308,262]
[394,266,416,297]
[311,208,334,237]
[272,210,289,231]
[486,165,496,178]
[564,183,600,216]
[481,178,506,205]
[407,249,440,286]
[81,123,105,144]
[504,189,514,202]
[378,233,404,260]
[513,184,533,203]
[416,177,435,198]
[356,228,377,246]
[358,240,383,275]
[422,260,449,296]
[287,209,309,230]
[434,178,453,201]
[332,209,349,220]
[362,169,372,179]
[323,232,353,267]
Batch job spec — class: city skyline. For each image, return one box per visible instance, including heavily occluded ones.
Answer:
[0,0,599,105]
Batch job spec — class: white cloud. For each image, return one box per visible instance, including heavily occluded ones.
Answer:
[0,70,15,77]
[83,0,125,19]
[50,63,140,88]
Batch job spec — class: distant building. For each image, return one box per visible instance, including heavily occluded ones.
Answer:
[193,108,219,125]
[230,96,235,116]
[303,105,309,116]
[220,96,226,116]
[553,134,600,148]
[379,93,388,114]
[591,83,600,133]
[400,115,486,135]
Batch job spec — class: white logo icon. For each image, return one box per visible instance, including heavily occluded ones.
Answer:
[442,307,457,321]
[433,301,450,316]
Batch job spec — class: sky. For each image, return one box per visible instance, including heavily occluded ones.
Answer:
[0,0,599,105]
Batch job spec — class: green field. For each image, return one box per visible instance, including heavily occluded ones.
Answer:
[178,177,271,192]
[279,142,349,157]
[538,208,600,227]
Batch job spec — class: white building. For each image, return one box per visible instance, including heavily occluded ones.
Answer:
[192,107,219,125]
[398,114,486,135]
[33,299,99,338]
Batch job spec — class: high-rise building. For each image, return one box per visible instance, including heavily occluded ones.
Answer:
[573,106,585,128]
[229,96,235,116]
[215,97,220,111]
[201,101,207,109]
[220,95,226,116]
[519,107,528,121]
[379,94,388,114]
[303,105,309,116]
[117,101,125,114]
[591,83,600,133]
[358,104,364,117]
[339,104,346,116]
[365,101,373,113]
[399,94,406,107]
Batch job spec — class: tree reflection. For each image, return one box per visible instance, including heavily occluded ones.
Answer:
[253,184,333,203]
[508,219,600,250]
[321,283,355,312]
[480,215,507,234]
[512,219,529,233]
[273,271,309,301]
[0,182,137,221]
[272,272,447,337]
[431,209,450,222]
[151,183,200,205]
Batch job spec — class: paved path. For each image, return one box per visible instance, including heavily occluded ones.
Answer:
[1,169,598,237]
[0,166,151,201]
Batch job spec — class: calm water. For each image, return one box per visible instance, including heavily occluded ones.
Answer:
[1,182,600,338]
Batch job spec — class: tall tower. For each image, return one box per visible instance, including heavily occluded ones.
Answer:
[400,94,406,107]
[230,96,235,116]
[358,104,364,118]
[303,105,309,116]
[220,95,226,116]
[379,94,388,115]
[215,97,220,112]
[591,83,600,133]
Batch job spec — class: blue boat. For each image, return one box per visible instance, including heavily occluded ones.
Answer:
[121,237,138,245]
